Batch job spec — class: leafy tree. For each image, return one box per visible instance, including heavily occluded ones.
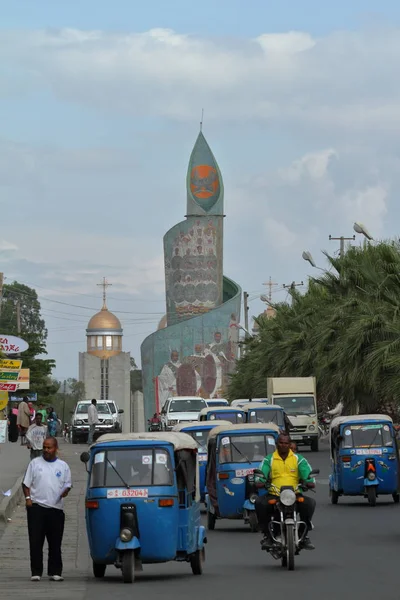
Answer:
[50,378,86,422]
[228,240,400,419]
[0,281,57,399]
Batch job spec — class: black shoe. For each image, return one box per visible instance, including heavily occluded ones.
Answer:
[302,537,315,551]
[260,535,273,550]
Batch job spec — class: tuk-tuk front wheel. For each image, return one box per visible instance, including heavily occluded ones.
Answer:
[393,493,400,504]
[207,511,216,530]
[367,487,377,506]
[121,551,135,583]
[248,512,259,532]
[92,561,106,578]
[190,549,204,575]
[330,488,339,505]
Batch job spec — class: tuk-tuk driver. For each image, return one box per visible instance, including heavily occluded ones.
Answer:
[254,433,316,551]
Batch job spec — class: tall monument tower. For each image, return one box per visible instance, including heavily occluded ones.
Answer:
[164,131,224,325]
[141,129,242,420]
[79,278,131,431]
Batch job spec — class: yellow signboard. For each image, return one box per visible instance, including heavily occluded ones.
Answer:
[0,359,22,370]
[15,369,30,390]
[0,391,8,411]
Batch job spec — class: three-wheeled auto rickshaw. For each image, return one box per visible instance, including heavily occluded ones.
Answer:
[172,421,232,503]
[205,422,280,531]
[80,432,207,583]
[198,406,246,424]
[243,403,292,433]
[329,414,400,506]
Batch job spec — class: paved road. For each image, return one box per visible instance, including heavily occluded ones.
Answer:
[1,439,400,599]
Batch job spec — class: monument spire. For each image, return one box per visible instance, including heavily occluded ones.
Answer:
[186,129,224,216]
[97,277,112,310]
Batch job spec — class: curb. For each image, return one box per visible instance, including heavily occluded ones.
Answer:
[0,475,24,523]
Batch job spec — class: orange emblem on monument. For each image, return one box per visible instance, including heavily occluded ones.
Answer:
[190,165,219,199]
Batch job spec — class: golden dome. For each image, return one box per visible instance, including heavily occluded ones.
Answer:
[87,307,122,331]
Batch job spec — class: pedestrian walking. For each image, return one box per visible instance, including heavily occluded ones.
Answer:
[22,437,72,582]
[46,406,58,437]
[26,413,48,460]
[17,396,31,446]
[87,398,99,445]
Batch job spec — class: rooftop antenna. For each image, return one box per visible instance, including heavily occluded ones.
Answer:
[200,108,204,132]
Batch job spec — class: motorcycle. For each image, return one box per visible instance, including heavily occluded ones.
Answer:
[318,416,330,438]
[148,419,162,432]
[253,468,319,571]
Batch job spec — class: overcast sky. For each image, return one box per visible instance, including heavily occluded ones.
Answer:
[1,1,400,380]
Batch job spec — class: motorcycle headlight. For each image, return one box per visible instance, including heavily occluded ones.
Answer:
[120,528,133,542]
[368,471,376,481]
[250,494,258,504]
[280,489,296,506]
[308,425,315,431]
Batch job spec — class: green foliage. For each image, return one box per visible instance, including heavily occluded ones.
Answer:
[50,378,86,423]
[0,281,56,399]
[229,240,400,417]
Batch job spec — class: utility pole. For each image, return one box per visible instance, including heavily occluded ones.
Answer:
[329,234,355,257]
[283,281,304,292]
[16,300,21,334]
[243,291,249,334]
[0,272,3,317]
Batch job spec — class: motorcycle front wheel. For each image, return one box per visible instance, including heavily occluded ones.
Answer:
[286,524,295,571]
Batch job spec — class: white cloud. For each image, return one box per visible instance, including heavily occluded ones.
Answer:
[2,26,400,131]
[264,217,298,250]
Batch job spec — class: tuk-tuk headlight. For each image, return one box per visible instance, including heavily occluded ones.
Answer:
[250,494,258,504]
[120,528,133,542]
[280,489,296,506]
[367,471,376,481]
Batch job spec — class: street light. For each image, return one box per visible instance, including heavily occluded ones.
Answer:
[353,222,373,241]
[302,251,325,271]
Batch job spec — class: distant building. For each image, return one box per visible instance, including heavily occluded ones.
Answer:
[141,129,241,420]
[79,283,130,432]
[252,306,276,335]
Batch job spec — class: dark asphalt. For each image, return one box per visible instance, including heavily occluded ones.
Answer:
[81,440,400,600]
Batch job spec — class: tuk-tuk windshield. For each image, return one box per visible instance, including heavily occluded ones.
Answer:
[248,409,283,426]
[90,447,173,488]
[276,396,315,415]
[209,412,244,424]
[342,424,393,448]
[219,434,276,464]
[187,429,209,452]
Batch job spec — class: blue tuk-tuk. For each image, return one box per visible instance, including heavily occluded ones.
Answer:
[80,432,207,583]
[198,406,246,423]
[205,423,280,531]
[242,403,292,433]
[172,421,232,503]
[329,414,400,506]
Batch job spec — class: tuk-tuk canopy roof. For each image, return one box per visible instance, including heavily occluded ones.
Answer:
[199,406,244,416]
[242,403,283,412]
[208,422,281,441]
[92,431,199,451]
[330,414,393,430]
[172,420,233,432]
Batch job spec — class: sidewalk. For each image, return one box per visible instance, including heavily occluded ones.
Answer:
[0,442,30,522]
[0,442,90,598]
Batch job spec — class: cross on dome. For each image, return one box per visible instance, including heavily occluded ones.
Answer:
[97,277,112,310]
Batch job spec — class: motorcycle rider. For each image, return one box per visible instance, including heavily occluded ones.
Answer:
[148,413,161,431]
[255,433,316,551]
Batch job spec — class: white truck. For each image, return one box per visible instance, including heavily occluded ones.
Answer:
[267,377,319,451]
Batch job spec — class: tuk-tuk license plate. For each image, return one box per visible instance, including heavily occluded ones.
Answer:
[355,448,382,456]
[236,468,254,477]
[106,489,149,498]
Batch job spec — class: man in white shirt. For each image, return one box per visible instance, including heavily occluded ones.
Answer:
[87,398,99,445]
[22,437,72,582]
[26,412,47,460]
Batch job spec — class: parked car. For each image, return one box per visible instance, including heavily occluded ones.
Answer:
[161,397,207,430]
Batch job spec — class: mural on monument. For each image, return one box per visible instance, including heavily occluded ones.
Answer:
[164,217,223,321]
[141,285,241,413]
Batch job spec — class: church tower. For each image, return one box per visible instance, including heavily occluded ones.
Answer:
[79,278,131,431]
